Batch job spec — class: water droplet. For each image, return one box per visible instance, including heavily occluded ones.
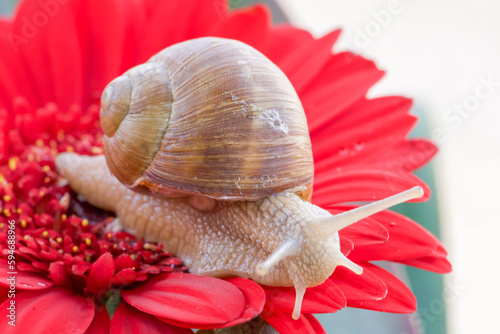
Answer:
[338,148,349,156]
[354,142,365,151]
[21,283,33,288]
[389,221,397,227]
[37,282,47,287]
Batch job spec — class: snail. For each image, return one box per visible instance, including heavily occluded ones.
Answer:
[55,37,423,320]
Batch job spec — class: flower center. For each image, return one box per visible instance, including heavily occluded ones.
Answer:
[0,101,187,299]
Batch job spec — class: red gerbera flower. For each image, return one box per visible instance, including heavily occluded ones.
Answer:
[0,0,451,333]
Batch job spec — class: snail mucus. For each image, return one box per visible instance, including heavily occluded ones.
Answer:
[55,37,423,320]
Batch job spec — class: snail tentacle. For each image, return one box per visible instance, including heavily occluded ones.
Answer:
[255,239,298,276]
[336,256,363,275]
[318,186,425,236]
[292,286,307,320]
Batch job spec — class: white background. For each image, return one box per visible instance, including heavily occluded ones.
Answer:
[278,0,500,332]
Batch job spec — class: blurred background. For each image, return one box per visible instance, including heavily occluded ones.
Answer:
[2,0,499,333]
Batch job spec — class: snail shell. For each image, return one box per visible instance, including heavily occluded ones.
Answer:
[100,37,313,201]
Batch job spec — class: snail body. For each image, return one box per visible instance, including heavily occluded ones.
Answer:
[56,37,423,319]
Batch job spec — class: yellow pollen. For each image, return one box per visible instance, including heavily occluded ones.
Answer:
[57,130,64,141]
[0,174,4,183]
[82,219,89,227]
[3,195,11,202]
[58,249,63,254]
[85,238,92,246]
[27,153,34,161]
[143,243,151,249]
[91,146,103,154]
[17,208,22,214]
[8,158,17,171]
[21,220,27,228]
[42,231,49,238]
[62,214,67,221]
[44,177,51,183]
[50,140,57,148]
[66,146,74,152]
[36,139,44,147]
[0,223,3,229]
[42,165,51,172]
[56,237,63,244]
[39,191,45,197]
[72,245,79,253]
[130,254,137,260]
[24,235,29,240]
[3,209,11,217]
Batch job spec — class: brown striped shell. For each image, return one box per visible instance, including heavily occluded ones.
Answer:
[100,37,313,201]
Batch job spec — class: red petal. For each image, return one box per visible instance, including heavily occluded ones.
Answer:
[111,301,191,334]
[217,277,266,327]
[262,279,346,314]
[122,273,246,326]
[312,168,430,206]
[347,210,440,262]
[86,306,111,334]
[77,0,130,104]
[396,254,452,274]
[0,288,94,333]
[302,53,385,134]
[277,30,340,93]
[114,0,148,72]
[330,264,387,302]
[112,268,137,286]
[8,0,84,110]
[319,96,413,133]
[262,312,326,334]
[348,263,416,313]
[138,0,227,62]
[156,277,265,329]
[0,285,8,304]
[0,4,40,107]
[72,263,91,276]
[0,259,53,290]
[0,19,10,30]
[312,113,417,173]
[213,5,271,52]
[86,252,115,295]
[114,254,136,272]
[337,216,389,247]
[49,261,70,287]
[36,0,84,110]
[370,139,438,172]
[264,24,312,65]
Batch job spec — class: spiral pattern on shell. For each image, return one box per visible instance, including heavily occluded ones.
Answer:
[100,37,314,200]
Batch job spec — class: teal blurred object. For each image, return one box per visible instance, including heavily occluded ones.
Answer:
[391,105,448,334]
[0,0,17,14]
[230,0,287,23]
